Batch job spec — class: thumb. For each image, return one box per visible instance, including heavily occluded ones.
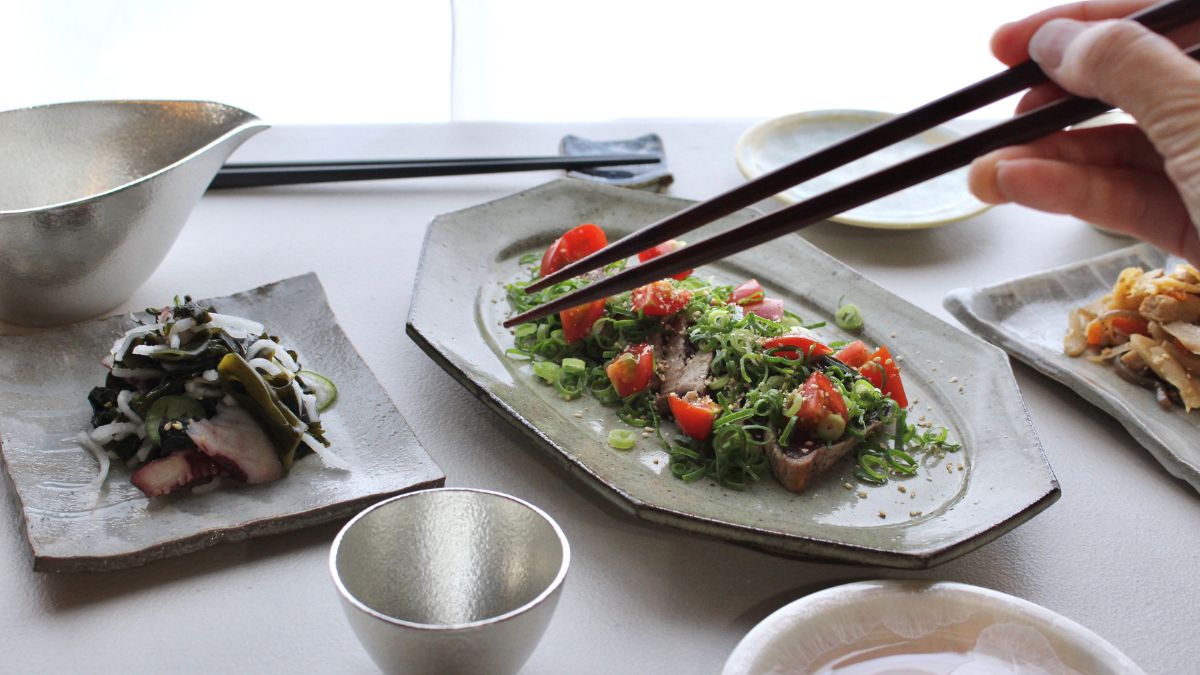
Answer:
[1029,18,1200,167]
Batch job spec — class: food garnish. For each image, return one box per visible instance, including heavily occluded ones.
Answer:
[506,224,959,493]
[82,296,343,499]
[1066,263,1200,410]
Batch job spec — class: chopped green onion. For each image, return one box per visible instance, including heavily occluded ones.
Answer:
[835,303,864,331]
[560,357,586,374]
[532,361,560,384]
[607,429,637,450]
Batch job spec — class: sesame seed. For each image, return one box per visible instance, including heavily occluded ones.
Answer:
[948,376,958,383]
[897,485,907,493]
[878,510,887,518]
[857,490,868,499]
[842,482,854,490]
[910,510,923,517]
[573,411,584,418]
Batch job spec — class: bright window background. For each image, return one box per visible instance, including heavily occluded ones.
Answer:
[3,0,1056,124]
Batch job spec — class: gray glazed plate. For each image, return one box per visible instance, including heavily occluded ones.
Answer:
[0,273,445,572]
[945,243,1200,493]
[407,179,1058,569]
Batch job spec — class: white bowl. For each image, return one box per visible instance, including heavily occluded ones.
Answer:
[724,580,1144,674]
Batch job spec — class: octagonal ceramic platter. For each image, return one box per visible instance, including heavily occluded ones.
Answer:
[407,179,1058,568]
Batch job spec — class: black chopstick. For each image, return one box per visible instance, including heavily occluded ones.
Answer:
[524,0,1200,293]
[503,42,1200,328]
[208,154,661,189]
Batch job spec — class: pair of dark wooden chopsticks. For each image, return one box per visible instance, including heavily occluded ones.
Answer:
[504,0,1200,328]
[208,154,661,189]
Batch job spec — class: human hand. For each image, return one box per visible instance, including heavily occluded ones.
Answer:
[968,0,1200,263]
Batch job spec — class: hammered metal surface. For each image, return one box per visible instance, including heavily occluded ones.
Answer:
[331,488,568,675]
[0,100,267,326]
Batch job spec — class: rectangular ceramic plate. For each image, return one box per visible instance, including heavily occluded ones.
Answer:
[945,243,1200,493]
[0,273,445,572]
[407,179,1058,569]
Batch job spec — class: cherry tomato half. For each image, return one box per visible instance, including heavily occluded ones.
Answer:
[560,299,606,343]
[540,223,608,277]
[761,334,833,361]
[637,239,691,281]
[631,280,692,316]
[793,371,849,426]
[605,343,655,398]
[860,345,908,407]
[832,340,870,368]
[667,393,722,441]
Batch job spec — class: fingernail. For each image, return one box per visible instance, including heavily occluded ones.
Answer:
[1029,18,1086,70]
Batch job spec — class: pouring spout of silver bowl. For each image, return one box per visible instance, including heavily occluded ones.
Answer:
[0,100,268,327]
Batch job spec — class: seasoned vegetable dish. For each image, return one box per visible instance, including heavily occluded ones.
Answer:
[1066,262,1200,410]
[506,224,958,492]
[81,296,341,498]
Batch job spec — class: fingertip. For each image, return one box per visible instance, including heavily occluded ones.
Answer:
[968,155,1010,205]
[990,21,1031,66]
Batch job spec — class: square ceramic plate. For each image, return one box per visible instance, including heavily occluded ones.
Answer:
[944,243,1200,493]
[0,273,445,572]
[407,179,1058,569]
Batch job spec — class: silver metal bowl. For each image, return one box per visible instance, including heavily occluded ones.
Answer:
[0,100,267,326]
[330,488,570,675]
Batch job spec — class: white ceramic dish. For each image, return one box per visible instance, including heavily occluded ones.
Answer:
[735,109,990,229]
[944,243,1200,494]
[723,580,1144,674]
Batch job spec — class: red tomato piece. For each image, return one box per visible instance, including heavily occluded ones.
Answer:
[605,343,655,398]
[631,280,692,316]
[667,393,722,441]
[761,335,833,361]
[540,223,608,277]
[860,345,908,407]
[731,279,765,305]
[793,372,849,426]
[560,299,606,343]
[833,340,870,368]
[637,239,691,281]
[743,298,784,321]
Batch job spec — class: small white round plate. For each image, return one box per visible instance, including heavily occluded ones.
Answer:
[723,580,1144,675]
[735,109,991,229]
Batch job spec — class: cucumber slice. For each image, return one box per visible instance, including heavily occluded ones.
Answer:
[144,395,206,447]
[299,370,338,411]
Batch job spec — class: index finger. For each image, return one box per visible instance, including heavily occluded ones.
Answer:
[992,0,1159,65]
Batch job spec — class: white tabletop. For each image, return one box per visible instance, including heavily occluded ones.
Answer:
[3,120,1198,674]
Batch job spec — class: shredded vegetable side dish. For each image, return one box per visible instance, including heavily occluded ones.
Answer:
[82,296,344,499]
[1066,263,1200,411]
[505,223,959,493]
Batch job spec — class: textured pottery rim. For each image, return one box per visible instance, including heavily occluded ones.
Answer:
[329,487,571,632]
[405,178,1059,569]
[722,579,1145,675]
[733,108,992,229]
[0,99,269,215]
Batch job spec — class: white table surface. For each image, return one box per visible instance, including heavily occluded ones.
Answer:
[3,120,1198,674]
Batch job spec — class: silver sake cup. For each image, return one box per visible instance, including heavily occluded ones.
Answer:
[0,100,267,326]
[329,488,570,675]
